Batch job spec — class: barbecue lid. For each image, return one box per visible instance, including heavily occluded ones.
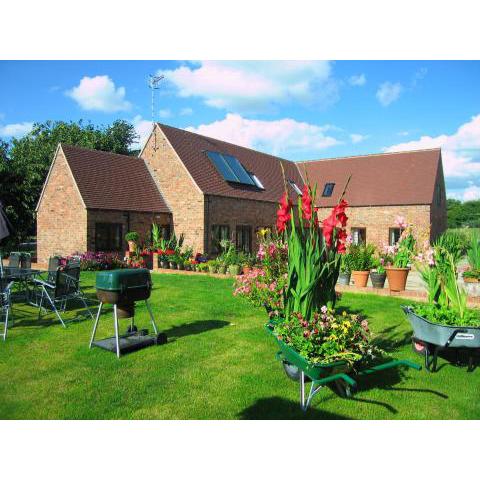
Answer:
[96,268,152,292]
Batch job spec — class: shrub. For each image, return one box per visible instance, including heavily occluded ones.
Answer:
[348,243,376,271]
[125,231,139,243]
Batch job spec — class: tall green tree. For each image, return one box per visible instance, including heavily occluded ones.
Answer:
[0,120,138,247]
[447,198,480,228]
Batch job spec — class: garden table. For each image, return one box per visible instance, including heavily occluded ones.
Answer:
[0,267,44,304]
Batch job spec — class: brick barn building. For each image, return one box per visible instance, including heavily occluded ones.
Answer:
[36,123,447,263]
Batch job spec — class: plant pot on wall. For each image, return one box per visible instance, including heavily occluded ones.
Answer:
[160,260,168,269]
[351,270,370,288]
[338,272,351,286]
[169,261,177,269]
[218,264,227,274]
[385,267,410,292]
[127,241,137,253]
[370,272,386,289]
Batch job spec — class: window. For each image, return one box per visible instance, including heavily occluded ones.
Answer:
[351,227,366,245]
[206,151,255,186]
[160,224,171,240]
[288,180,302,195]
[249,172,265,189]
[389,228,403,246]
[95,223,123,252]
[322,182,335,197]
[211,224,230,254]
[236,225,252,253]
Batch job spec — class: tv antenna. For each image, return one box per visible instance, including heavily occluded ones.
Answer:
[148,74,164,151]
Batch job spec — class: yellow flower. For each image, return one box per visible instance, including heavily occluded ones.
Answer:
[331,323,338,329]
[342,310,347,317]
[343,321,351,329]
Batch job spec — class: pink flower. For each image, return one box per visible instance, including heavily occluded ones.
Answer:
[320,305,328,314]
[395,215,407,229]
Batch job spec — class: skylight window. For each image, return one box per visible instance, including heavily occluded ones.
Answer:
[288,180,302,195]
[322,182,335,197]
[250,173,264,190]
[206,151,255,186]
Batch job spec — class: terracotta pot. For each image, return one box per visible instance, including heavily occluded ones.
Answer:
[385,267,410,292]
[243,266,251,274]
[351,270,370,287]
[127,241,137,253]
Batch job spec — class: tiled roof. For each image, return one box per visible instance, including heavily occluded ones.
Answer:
[61,144,170,213]
[299,149,442,207]
[157,123,305,203]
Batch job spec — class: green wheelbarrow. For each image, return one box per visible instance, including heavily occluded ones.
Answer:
[266,324,421,411]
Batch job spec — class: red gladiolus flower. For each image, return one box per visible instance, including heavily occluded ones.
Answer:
[301,184,313,221]
[276,192,292,233]
[322,199,349,248]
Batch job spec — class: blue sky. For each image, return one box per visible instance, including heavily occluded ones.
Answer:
[1,60,480,200]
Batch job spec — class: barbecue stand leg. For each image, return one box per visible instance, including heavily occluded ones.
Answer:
[145,299,158,335]
[113,304,121,358]
[89,302,103,348]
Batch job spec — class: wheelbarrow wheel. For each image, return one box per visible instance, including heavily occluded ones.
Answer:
[334,379,355,398]
[412,337,427,356]
[282,361,304,382]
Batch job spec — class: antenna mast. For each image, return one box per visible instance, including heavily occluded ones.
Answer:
[148,74,164,151]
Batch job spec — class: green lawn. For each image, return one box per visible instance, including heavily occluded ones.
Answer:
[1,272,479,420]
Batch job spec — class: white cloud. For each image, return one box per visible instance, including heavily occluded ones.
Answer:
[66,75,131,112]
[158,61,338,112]
[376,82,402,106]
[0,121,34,138]
[186,113,340,156]
[385,114,480,198]
[397,131,410,137]
[350,133,368,144]
[158,109,172,119]
[348,74,366,86]
[462,185,480,201]
[180,107,193,116]
[132,115,153,149]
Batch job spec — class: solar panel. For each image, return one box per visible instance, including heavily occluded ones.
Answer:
[222,154,255,186]
[206,151,256,186]
[206,151,238,183]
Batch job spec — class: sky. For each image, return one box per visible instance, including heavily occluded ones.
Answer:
[1,60,480,201]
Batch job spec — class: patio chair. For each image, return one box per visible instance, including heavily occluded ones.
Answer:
[1,280,13,341]
[21,253,32,269]
[47,256,62,283]
[8,252,21,268]
[33,262,94,327]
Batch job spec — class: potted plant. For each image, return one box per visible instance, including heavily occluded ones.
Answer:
[125,232,139,253]
[168,250,177,269]
[228,264,240,276]
[338,252,352,285]
[385,219,416,292]
[197,262,208,273]
[242,253,255,275]
[217,262,227,274]
[370,254,387,288]
[207,259,218,273]
[157,250,169,269]
[349,243,375,287]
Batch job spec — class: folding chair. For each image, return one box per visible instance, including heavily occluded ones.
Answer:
[8,252,21,268]
[33,262,94,327]
[1,280,13,341]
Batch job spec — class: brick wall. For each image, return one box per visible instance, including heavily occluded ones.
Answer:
[36,147,88,263]
[86,210,171,252]
[141,125,205,252]
[206,195,277,254]
[316,204,432,249]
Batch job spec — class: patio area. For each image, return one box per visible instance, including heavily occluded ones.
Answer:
[1,272,479,420]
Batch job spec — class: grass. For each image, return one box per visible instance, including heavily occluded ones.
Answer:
[1,272,479,420]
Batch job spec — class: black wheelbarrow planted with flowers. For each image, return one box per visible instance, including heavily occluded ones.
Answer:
[265,324,421,411]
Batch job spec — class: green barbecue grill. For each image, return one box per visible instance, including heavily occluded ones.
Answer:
[89,269,167,357]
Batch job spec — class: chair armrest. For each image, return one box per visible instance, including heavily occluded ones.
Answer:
[33,278,54,289]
